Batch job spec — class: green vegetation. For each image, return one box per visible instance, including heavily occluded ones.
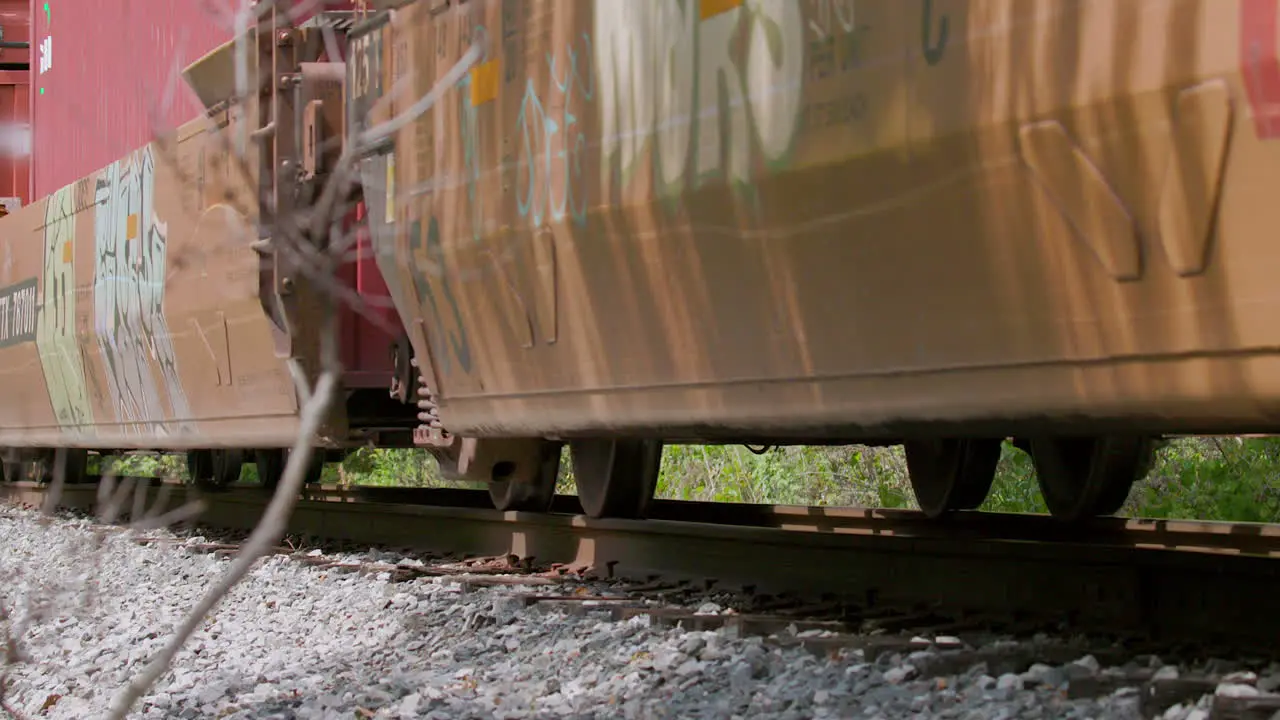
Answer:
[99,436,1280,523]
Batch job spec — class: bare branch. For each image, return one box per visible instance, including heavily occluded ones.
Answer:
[357,39,483,148]
[106,370,338,719]
[98,1,478,713]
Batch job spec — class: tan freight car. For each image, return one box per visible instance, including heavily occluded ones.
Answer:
[3,0,1279,524]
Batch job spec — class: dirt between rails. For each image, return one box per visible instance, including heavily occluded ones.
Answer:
[4,480,1280,672]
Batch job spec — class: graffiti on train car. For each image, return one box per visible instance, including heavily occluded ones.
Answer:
[594,0,804,197]
[36,185,94,431]
[0,277,37,348]
[406,215,473,375]
[802,0,871,133]
[458,56,489,240]
[807,0,864,80]
[93,147,194,435]
[920,0,949,65]
[515,33,594,227]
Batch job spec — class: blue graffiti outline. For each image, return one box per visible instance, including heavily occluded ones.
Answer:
[408,216,473,376]
[516,33,594,228]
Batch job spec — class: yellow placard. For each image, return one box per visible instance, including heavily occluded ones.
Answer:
[470,59,501,106]
[385,153,396,225]
[699,0,743,20]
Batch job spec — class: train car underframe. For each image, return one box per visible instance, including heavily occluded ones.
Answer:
[0,1,1243,529]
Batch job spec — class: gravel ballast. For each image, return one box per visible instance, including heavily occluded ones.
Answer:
[0,506,1262,719]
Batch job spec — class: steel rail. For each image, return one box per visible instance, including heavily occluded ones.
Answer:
[4,480,1280,653]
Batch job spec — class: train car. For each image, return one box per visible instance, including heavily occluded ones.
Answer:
[348,0,1280,522]
[0,0,399,487]
[2,0,1279,525]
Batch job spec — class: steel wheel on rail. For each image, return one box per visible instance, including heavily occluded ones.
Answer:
[33,449,89,485]
[904,438,1002,518]
[255,449,285,490]
[488,441,562,513]
[1029,435,1156,523]
[186,450,212,485]
[254,448,323,491]
[187,449,245,489]
[570,439,663,519]
[299,450,325,485]
[0,449,23,483]
[210,449,246,487]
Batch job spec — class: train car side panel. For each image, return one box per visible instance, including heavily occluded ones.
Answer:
[29,0,241,200]
[0,0,29,208]
[378,0,1280,440]
[0,105,304,448]
[29,0,357,201]
[0,198,56,443]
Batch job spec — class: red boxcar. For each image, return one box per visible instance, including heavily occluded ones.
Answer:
[28,0,355,201]
[0,0,27,209]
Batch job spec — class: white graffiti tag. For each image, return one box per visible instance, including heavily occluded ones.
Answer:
[93,147,193,436]
[595,0,804,194]
[36,185,94,433]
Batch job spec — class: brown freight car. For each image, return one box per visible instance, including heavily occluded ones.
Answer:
[2,0,1279,525]
[355,0,1280,522]
[0,2,399,490]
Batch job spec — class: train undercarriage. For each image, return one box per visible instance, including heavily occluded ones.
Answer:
[0,427,1162,526]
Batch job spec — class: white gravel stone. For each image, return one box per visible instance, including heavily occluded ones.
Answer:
[996,673,1024,690]
[1216,682,1261,697]
[1223,670,1259,685]
[0,507,1236,719]
[1073,654,1102,672]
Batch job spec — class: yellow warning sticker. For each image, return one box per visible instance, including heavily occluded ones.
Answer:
[470,59,501,107]
[385,153,396,225]
[699,0,743,20]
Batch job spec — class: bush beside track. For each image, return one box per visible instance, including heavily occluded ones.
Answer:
[86,437,1280,524]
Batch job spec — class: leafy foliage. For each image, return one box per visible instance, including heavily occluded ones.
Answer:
[99,437,1280,523]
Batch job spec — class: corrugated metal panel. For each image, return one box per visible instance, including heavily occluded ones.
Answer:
[0,80,30,208]
[0,0,28,206]
[29,0,355,200]
[30,0,236,200]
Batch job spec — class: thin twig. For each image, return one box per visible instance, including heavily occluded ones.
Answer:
[106,371,337,719]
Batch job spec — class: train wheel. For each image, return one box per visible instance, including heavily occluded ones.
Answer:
[1029,436,1156,522]
[255,449,323,490]
[570,439,663,519]
[187,449,244,489]
[301,450,325,485]
[904,439,1002,518]
[488,441,561,513]
[0,449,24,483]
[186,450,213,485]
[210,449,246,487]
[55,449,90,484]
[255,449,285,490]
[33,449,89,485]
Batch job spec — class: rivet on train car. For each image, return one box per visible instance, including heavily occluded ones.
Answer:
[277,31,292,46]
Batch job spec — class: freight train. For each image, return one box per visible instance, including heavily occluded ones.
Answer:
[0,0,1276,523]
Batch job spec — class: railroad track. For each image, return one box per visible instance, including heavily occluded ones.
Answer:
[4,478,1280,658]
